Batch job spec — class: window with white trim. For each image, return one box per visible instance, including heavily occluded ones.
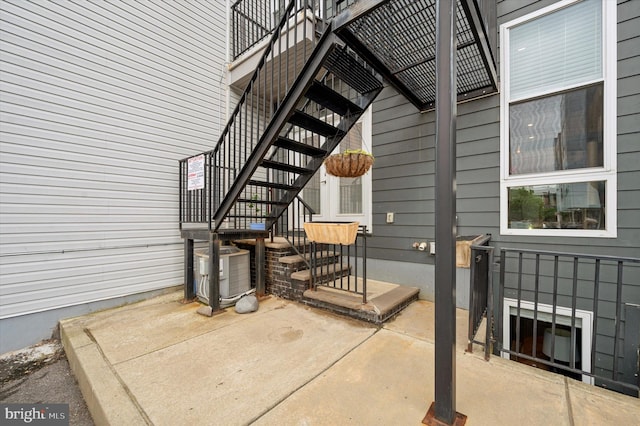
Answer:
[500,0,616,237]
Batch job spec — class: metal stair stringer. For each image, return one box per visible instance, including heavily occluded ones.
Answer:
[268,84,382,222]
[211,27,341,232]
[213,22,384,234]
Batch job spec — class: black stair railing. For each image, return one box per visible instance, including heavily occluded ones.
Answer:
[310,224,369,304]
[231,0,356,60]
[180,0,383,234]
[274,195,315,266]
[179,0,321,231]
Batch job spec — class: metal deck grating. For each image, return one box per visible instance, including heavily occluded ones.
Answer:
[324,48,384,94]
[335,0,497,111]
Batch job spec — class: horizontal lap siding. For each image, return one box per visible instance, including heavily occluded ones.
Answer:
[371,89,434,263]
[371,0,640,269]
[0,1,227,318]
[495,0,639,383]
[370,88,501,263]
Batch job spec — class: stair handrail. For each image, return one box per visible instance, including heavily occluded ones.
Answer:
[213,0,297,159]
[210,0,332,231]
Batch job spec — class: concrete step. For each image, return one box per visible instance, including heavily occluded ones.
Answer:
[303,280,420,324]
[279,251,338,265]
[291,263,350,282]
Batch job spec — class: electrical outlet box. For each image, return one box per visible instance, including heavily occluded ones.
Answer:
[386,212,394,223]
[429,242,436,255]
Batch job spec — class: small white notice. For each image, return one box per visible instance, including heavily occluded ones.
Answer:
[187,154,205,191]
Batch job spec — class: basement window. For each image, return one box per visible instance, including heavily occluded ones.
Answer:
[502,298,593,385]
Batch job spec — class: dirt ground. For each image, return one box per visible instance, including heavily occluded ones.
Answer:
[0,341,94,426]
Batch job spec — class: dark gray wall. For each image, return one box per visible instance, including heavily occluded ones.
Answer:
[367,0,640,388]
[369,0,640,263]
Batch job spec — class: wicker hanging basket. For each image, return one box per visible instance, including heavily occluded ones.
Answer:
[303,221,360,245]
[324,151,374,178]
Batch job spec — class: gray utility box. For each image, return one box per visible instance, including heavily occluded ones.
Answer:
[195,246,250,302]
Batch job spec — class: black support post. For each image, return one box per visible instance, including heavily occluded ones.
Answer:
[208,233,221,312]
[255,237,266,297]
[424,0,466,425]
[184,238,195,301]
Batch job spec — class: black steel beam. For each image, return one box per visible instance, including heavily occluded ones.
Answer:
[460,0,498,92]
[333,0,389,32]
[424,0,465,425]
[334,27,427,111]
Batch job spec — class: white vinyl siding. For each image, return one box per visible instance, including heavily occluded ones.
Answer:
[0,1,228,318]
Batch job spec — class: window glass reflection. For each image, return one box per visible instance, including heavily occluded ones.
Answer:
[508,181,605,230]
[510,84,603,175]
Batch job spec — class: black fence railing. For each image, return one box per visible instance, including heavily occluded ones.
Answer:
[273,195,315,264]
[309,224,368,304]
[467,235,493,361]
[231,0,354,60]
[494,248,640,397]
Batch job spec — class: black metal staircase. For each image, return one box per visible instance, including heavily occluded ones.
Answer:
[180,0,498,311]
[179,1,384,309]
[215,40,382,236]
[180,22,383,238]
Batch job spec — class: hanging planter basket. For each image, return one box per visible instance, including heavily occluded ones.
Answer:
[324,150,374,178]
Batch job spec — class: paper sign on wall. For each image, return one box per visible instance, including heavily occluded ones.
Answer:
[187,154,205,191]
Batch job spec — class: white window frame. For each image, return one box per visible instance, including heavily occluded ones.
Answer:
[502,298,593,385]
[499,0,617,238]
[301,108,373,231]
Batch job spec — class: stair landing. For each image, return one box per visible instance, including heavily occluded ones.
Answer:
[303,278,419,325]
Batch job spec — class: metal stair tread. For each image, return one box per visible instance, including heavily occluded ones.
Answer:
[248,180,300,191]
[260,159,313,175]
[305,80,363,116]
[237,198,288,206]
[272,137,326,157]
[324,48,383,94]
[288,110,344,138]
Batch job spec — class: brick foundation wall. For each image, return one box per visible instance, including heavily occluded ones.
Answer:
[265,246,295,297]
[275,258,310,300]
[234,240,308,300]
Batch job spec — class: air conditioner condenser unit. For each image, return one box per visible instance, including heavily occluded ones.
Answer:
[195,246,251,303]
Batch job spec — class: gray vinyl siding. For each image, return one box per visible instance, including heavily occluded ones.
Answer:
[0,1,227,319]
[370,90,501,263]
[370,0,639,386]
[370,0,640,261]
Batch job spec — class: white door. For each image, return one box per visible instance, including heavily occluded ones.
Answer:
[303,108,372,231]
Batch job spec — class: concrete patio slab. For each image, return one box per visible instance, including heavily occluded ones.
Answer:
[60,290,640,426]
[254,328,434,425]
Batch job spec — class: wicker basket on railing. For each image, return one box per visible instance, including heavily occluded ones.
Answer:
[303,222,360,245]
[324,150,374,178]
